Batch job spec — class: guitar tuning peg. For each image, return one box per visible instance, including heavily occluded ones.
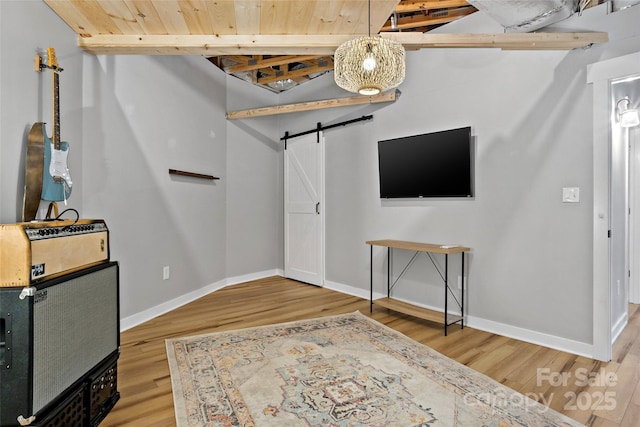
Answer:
[34,54,42,72]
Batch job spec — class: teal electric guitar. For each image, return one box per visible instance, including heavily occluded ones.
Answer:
[41,47,72,202]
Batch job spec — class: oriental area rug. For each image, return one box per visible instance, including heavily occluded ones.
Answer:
[165,312,584,427]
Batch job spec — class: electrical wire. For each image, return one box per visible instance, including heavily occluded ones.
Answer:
[55,208,80,228]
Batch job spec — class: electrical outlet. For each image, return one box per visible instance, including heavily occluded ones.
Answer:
[163,266,170,280]
[562,187,580,203]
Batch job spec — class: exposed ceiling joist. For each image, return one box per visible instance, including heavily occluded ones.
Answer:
[384,31,609,50]
[381,6,476,31]
[77,32,607,56]
[257,58,334,85]
[226,90,399,120]
[77,34,354,56]
[224,55,327,73]
[396,0,473,13]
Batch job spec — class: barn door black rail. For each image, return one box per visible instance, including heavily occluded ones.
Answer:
[281,115,373,148]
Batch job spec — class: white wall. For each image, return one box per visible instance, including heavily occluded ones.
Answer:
[0,1,282,327]
[0,0,84,222]
[276,5,640,355]
[80,54,230,322]
[225,76,282,278]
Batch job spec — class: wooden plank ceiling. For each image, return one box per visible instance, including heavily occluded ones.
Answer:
[44,0,607,93]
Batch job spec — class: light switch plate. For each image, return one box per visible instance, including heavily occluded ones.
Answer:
[562,187,580,203]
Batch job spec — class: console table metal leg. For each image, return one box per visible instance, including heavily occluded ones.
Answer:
[369,245,373,313]
[444,254,448,336]
[387,247,391,298]
[461,252,465,330]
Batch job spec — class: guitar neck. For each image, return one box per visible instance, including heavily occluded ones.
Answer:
[52,69,61,151]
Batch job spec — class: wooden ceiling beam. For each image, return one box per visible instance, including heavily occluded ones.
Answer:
[225,55,327,73]
[298,57,334,68]
[382,31,609,50]
[77,34,354,55]
[257,62,334,85]
[395,0,473,13]
[259,67,278,78]
[225,55,253,65]
[77,32,608,55]
[226,91,399,120]
[381,7,475,31]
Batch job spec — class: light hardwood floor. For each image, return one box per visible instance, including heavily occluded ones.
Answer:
[101,276,640,427]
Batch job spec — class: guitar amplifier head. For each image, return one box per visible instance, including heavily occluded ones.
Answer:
[0,219,109,287]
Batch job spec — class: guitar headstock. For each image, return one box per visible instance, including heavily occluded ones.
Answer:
[47,47,59,70]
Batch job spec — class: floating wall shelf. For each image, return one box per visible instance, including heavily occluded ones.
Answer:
[168,169,219,180]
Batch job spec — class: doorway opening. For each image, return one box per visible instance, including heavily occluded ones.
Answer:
[589,51,640,361]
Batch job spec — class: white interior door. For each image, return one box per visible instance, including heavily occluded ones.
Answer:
[284,131,324,285]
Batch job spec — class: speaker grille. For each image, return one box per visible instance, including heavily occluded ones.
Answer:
[32,264,118,413]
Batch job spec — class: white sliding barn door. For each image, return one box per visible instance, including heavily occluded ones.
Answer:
[284,131,324,286]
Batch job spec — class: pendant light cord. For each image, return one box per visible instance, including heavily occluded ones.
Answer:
[368,0,371,37]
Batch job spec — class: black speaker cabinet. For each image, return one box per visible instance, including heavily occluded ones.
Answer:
[0,261,120,427]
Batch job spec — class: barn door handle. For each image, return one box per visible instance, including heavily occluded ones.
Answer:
[316,202,320,215]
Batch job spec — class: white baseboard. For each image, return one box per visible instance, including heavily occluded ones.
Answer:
[120,269,282,331]
[324,279,372,300]
[467,316,593,359]
[122,274,595,359]
[324,279,594,358]
[611,311,628,344]
[226,268,284,287]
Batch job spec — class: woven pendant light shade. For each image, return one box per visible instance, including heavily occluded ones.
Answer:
[334,36,406,95]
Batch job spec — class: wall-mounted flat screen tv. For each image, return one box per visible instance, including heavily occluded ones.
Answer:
[378,126,473,198]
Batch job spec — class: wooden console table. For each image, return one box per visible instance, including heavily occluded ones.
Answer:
[367,239,470,335]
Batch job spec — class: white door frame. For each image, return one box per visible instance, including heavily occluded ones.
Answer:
[588,51,640,361]
[631,128,640,304]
